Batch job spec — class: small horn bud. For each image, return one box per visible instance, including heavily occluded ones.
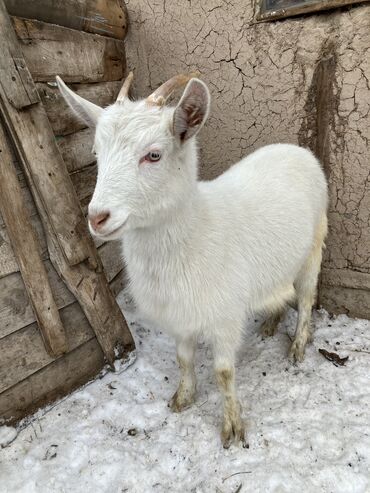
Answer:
[146,72,201,107]
[117,71,134,102]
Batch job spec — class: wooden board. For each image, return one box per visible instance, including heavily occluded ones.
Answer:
[0,151,96,230]
[0,337,105,424]
[0,121,67,356]
[0,301,94,394]
[37,80,121,136]
[47,230,134,367]
[0,241,124,340]
[0,0,39,109]
[58,128,96,172]
[0,162,99,280]
[0,87,97,267]
[0,268,126,424]
[0,212,48,280]
[4,0,128,40]
[0,221,20,280]
[12,17,126,83]
[70,165,98,214]
[0,268,126,396]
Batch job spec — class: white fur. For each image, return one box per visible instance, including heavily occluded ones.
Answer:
[57,76,328,447]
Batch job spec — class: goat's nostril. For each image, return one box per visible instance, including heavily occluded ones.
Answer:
[89,211,110,231]
[97,212,109,225]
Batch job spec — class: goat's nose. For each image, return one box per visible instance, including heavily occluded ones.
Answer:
[89,211,110,232]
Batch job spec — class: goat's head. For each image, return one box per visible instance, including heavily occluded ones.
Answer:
[56,73,210,240]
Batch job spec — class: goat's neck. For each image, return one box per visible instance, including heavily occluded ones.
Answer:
[138,186,202,252]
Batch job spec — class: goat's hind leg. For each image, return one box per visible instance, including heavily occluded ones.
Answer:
[289,214,327,362]
[260,309,286,338]
[170,335,197,412]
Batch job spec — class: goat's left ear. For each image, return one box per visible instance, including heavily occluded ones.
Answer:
[173,78,210,142]
[56,76,103,128]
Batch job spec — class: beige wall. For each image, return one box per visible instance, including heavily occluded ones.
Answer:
[124,0,370,318]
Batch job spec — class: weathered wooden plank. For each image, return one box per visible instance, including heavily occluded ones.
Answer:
[0,141,42,279]
[0,212,48,279]
[47,229,134,366]
[37,81,121,136]
[0,301,95,394]
[0,122,67,357]
[109,268,127,298]
[0,269,126,424]
[0,268,127,402]
[0,162,101,280]
[0,86,97,266]
[70,165,98,213]
[12,17,126,83]
[58,128,95,172]
[0,150,129,363]
[0,241,124,340]
[4,0,128,40]
[0,152,96,229]
[0,265,72,342]
[0,0,39,109]
[0,212,107,279]
[0,221,19,279]
[0,337,105,424]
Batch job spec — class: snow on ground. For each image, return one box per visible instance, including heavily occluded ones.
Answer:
[1,292,370,493]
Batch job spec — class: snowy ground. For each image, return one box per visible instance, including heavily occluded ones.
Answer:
[1,292,370,493]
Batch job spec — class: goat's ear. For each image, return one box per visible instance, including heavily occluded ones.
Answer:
[56,76,103,128]
[173,78,210,142]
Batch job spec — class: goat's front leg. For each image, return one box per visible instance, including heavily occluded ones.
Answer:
[213,336,247,449]
[169,335,197,412]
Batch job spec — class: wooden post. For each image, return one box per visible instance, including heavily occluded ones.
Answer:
[47,233,135,366]
[0,122,67,357]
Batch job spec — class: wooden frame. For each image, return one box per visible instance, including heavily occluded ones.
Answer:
[257,0,370,21]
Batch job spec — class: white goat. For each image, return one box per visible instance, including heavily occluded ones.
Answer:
[57,73,328,448]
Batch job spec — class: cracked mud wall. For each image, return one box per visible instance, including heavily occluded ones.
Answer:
[124,1,370,319]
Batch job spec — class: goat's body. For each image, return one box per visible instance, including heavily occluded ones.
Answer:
[123,143,327,344]
[58,74,328,447]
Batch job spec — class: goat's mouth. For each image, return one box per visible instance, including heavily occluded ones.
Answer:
[92,219,128,241]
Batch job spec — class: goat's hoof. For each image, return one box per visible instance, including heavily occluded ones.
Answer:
[221,417,248,449]
[260,321,277,338]
[169,389,195,413]
[289,340,306,363]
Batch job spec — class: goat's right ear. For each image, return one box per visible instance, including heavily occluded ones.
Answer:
[173,78,210,142]
[56,76,103,128]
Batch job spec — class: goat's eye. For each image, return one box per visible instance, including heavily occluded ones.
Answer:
[145,151,161,162]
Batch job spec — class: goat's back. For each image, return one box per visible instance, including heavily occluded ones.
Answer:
[197,143,328,309]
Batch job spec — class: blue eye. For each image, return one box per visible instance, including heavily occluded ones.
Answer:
[146,150,161,162]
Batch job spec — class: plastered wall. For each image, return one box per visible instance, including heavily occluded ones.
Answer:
[124,1,370,319]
